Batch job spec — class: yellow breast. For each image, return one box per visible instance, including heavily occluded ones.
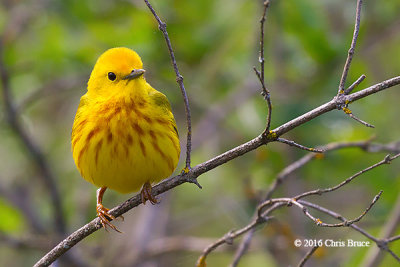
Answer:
[71,96,180,193]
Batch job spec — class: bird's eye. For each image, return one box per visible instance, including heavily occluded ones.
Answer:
[108,72,117,81]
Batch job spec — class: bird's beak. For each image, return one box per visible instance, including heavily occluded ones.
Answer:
[123,69,146,80]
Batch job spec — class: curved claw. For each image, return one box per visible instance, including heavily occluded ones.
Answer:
[141,181,159,205]
[96,203,121,233]
[96,187,122,233]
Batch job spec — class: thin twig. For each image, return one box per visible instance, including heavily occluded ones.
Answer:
[297,246,319,267]
[253,0,273,132]
[257,192,382,228]
[264,139,380,201]
[143,0,193,172]
[301,201,400,262]
[262,139,400,202]
[293,154,397,200]
[276,138,324,153]
[344,74,366,94]
[0,38,65,234]
[33,75,400,267]
[231,139,379,265]
[207,188,383,266]
[301,191,383,227]
[385,249,400,263]
[273,75,400,136]
[243,153,400,265]
[338,0,363,95]
[300,200,376,240]
[387,235,400,243]
[342,107,375,128]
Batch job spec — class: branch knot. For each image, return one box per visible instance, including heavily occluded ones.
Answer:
[376,239,388,250]
[224,230,235,245]
[176,75,183,83]
[158,22,166,31]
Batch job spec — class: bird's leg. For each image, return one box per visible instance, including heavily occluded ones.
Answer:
[96,187,121,232]
[140,181,158,205]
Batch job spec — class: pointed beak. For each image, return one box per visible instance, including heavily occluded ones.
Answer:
[122,69,146,80]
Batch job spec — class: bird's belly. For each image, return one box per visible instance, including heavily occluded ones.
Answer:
[93,139,176,193]
[73,118,180,193]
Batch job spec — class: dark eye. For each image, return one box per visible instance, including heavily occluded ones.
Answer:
[108,72,116,81]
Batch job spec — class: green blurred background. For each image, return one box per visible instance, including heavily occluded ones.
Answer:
[0,0,399,266]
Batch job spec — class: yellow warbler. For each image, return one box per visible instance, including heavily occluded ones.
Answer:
[71,47,180,230]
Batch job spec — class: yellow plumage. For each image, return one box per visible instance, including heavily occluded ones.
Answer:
[71,47,180,229]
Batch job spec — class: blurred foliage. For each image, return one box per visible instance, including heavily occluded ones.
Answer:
[0,0,399,266]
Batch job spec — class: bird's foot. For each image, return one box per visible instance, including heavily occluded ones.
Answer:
[96,187,122,232]
[96,203,121,233]
[141,181,158,205]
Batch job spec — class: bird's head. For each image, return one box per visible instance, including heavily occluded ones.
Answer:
[87,47,146,98]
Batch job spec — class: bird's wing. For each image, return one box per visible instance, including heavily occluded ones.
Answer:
[148,89,179,138]
[72,94,89,135]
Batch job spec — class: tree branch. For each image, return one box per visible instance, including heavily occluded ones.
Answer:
[292,154,398,201]
[300,201,400,262]
[388,235,400,243]
[276,138,324,153]
[344,74,366,95]
[230,139,400,265]
[206,152,399,266]
[201,189,382,266]
[253,0,273,132]
[257,191,382,228]
[342,107,375,128]
[272,75,400,136]
[337,0,363,95]
[143,0,193,170]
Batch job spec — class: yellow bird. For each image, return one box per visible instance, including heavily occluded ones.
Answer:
[71,47,180,230]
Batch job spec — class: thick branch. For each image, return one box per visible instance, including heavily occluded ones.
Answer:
[273,76,400,136]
